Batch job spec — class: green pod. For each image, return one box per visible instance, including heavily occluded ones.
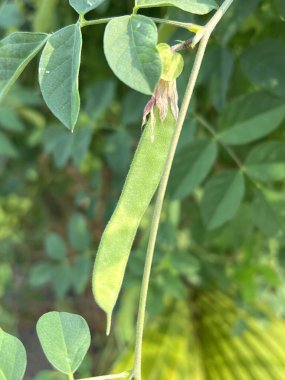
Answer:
[92,109,176,334]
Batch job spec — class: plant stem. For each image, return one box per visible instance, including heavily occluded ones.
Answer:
[80,16,201,34]
[150,17,202,33]
[132,1,235,379]
[78,372,130,380]
[69,374,75,380]
[80,17,114,28]
[194,112,262,189]
[194,113,244,170]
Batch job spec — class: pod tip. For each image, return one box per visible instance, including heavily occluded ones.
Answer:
[106,313,112,336]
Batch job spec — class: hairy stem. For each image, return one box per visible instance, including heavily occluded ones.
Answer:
[150,17,202,33]
[80,17,114,28]
[132,1,235,379]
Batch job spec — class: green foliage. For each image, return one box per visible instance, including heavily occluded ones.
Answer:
[39,25,82,130]
[0,32,47,100]
[245,142,285,182]
[241,40,285,98]
[168,139,218,199]
[68,213,91,252]
[104,15,161,95]
[134,0,218,14]
[37,312,90,375]
[218,91,285,145]
[201,171,245,229]
[0,329,27,380]
[29,214,92,298]
[69,0,106,15]
[45,233,67,261]
[0,1,285,379]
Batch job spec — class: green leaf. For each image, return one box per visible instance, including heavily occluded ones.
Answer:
[39,24,82,130]
[241,40,285,98]
[72,256,91,295]
[68,213,91,252]
[104,15,161,95]
[43,126,92,168]
[45,233,67,261]
[51,264,72,299]
[0,329,27,380]
[245,142,285,182]
[104,129,132,176]
[69,0,106,15]
[218,92,285,145]
[0,132,17,158]
[0,106,24,132]
[0,32,47,101]
[214,0,261,45]
[0,3,22,29]
[168,139,218,199]
[252,189,285,241]
[29,262,53,287]
[199,46,233,111]
[201,171,245,229]
[135,0,218,14]
[37,312,91,375]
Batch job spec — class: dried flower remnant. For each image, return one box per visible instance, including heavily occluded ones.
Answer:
[142,43,184,141]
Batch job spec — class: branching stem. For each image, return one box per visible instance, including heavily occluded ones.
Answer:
[80,17,114,28]
[80,16,201,34]
[132,1,235,379]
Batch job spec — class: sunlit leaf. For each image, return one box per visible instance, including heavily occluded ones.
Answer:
[104,15,161,95]
[0,329,27,380]
[37,312,90,374]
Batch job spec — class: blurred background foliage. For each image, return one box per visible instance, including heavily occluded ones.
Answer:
[1,0,285,378]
